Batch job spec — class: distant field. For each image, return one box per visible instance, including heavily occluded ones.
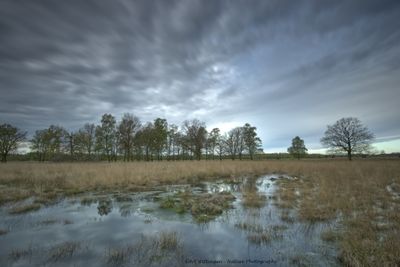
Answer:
[1,159,399,266]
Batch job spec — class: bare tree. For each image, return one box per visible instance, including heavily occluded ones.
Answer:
[153,118,168,160]
[118,113,141,161]
[135,122,155,161]
[31,129,47,161]
[31,125,66,161]
[215,133,227,160]
[208,128,220,160]
[182,119,207,160]
[225,127,243,160]
[96,114,117,162]
[321,117,374,160]
[166,124,178,160]
[0,123,27,163]
[65,131,77,159]
[76,123,96,158]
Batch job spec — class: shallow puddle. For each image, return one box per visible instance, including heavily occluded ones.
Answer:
[0,174,340,266]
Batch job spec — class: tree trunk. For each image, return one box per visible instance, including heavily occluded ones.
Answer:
[1,153,7,163]
[347,150,352,161]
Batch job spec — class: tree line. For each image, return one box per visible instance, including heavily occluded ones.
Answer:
[0,114,262,162]
[0,116,375,162]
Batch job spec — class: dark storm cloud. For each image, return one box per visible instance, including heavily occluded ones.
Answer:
[1,0,400,151]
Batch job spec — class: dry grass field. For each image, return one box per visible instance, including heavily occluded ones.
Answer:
[1,159,400,266]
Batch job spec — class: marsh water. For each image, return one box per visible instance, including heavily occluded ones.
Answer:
[0,175,340,266]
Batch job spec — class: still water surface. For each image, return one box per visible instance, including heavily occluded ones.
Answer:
[0,175,340,266]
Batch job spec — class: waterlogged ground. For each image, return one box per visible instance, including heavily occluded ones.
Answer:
[0,175,341,266]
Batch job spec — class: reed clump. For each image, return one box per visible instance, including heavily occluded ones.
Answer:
[235,222,284,245]
[47,241,81,262]
[159,191,235,222]
[242,192,266,208]
[105,231,182,266]
[9,246,33,262]
[9,203,41,214]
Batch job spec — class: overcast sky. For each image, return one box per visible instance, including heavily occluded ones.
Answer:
[1,0,400,153]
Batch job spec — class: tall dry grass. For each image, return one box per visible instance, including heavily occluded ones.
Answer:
[0,160,275,192]
[0,160,276,204]
[272,159,400,267]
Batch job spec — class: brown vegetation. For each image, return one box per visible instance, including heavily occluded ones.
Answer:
[242,191,266,208]
[1,159,399,266]
[235,222,285,245]
[159,190,235,222]
[0,161,275,197]
[271,159,400,267]
[48,241,81,262]
[105,231,182,266]
[9,248,33,262]
[241,178,267,208]
[9,203,41,214]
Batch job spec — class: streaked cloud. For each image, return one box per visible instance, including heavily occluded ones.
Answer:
[1,0,399,151]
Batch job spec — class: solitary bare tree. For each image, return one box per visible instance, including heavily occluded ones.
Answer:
[0,123,27,162]
[321,117,374,160]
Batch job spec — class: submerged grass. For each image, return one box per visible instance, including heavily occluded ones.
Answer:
[104,231,182,266]
[235,222,284,245]
[9,245,33,262]
[242,192,266,208]
[0,188,31,206]
[158,231,179,250]
[241,176,267,208]
[47,241,81,262]
[0,229,8,235]
[106,248,128,266]
[320,228,340,242]
[33,192,59,205]
[9,203,41,214]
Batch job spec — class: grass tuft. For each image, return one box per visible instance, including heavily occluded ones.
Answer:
[9,203,41,214]
[106,247,130,266]
[48,241,81,262]
[159,231,179,250]
[9,246,33,262]
[159,191,235,222]
[235,222,284,245]
[320,228,340,242]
